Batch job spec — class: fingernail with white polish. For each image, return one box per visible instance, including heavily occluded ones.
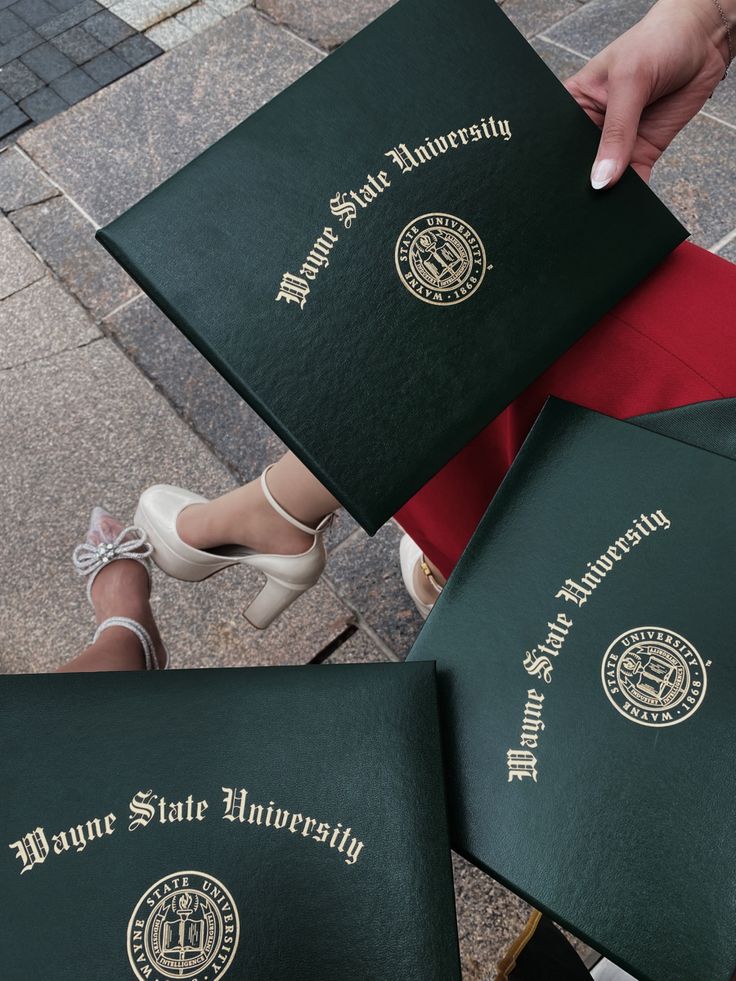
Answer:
[591,158,616,190]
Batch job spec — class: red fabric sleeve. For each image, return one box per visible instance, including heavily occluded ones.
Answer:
[395,243,736,577]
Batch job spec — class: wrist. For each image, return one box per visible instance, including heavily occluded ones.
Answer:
[690,0,734,70]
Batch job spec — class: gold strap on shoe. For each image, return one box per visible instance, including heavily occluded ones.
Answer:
[420,557,444,595]
[260,465,334,536]
[495,909,543,980]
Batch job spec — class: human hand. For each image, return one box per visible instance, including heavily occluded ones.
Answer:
[564,0,733,189]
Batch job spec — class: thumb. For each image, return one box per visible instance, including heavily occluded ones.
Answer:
[591,70,648,190]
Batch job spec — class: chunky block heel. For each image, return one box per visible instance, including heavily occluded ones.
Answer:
[135,466,334,629]
[243,575,311,629]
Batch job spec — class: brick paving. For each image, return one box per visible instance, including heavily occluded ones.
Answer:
[0,0,160,141]
[0,1,734,977]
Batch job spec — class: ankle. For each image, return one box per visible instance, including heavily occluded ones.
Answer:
[230,490,316,555]
[178,489,315,556]
[92,628,147,669]
[245,494,315,554]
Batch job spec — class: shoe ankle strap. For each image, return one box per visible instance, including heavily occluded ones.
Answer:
[260,466,333,536]
[93,616,163,670]
[420,557,444,596]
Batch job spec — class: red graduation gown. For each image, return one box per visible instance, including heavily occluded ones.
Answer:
[395,243,736,578]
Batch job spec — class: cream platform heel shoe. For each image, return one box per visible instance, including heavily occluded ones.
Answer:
[135,466,333,629]
[399,534,443,620]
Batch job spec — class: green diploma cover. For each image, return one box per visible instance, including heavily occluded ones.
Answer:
[0,662,461,980]
[96,0,685,534]
[409,398,736,981]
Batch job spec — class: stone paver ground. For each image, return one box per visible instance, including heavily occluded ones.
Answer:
[0,0,161,142]
[1,0,734,976]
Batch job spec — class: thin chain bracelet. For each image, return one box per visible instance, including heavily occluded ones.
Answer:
[711,0,734,78]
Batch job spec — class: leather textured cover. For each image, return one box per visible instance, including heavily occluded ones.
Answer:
[0,662,461,980]
[408,398,736,981]
[95,0,686,535]
[631,396,736,459]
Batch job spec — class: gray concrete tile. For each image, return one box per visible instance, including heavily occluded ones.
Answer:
[9,193,139,316]
[0,340,350,674]
[159,570,355,671]
[20,37,74,79]
[0,146,58,211]
[174,1,221,33]
[81,45,129,82]
[37,0,102,38]
[318,512,362,552]
[544,0,654,57]
[152,0,192,17]
[0,8,27,42]
[109,0,165,30]
[0,27,41,65]
[190,577,354,670]
[502,0,578,39]
[49,63,99,102]
[452,852,530,981]
[82,7,134,43]
[1,128,31,149]
[48,0,87,10]
[0,211,43,296]
[18,80,66,118]
[19,8,321,224]
[717,235,736,264]
[51,23,106,62]
[324,627,390,664]
[255,0,392,50]
[326,521,424,659]
[530,35,586,82]
[102,293,356,550]
[0,57,42,99]
[649,113,736,248]
[0,100,27,136]
[11,0,58,28]
[0,15,24,39]
[206,0,249,15]
[111,30,160,66]
[0,272,99,366]
[705,69,736,129]
[143,15,190,48]
[49,0,83,9]
[103,293,289,478]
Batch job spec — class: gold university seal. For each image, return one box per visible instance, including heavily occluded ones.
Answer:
[395,213,487,306]
[127,870,240,980]
[601,627,707,727]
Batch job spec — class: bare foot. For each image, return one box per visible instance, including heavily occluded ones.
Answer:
[87,508,166,668]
